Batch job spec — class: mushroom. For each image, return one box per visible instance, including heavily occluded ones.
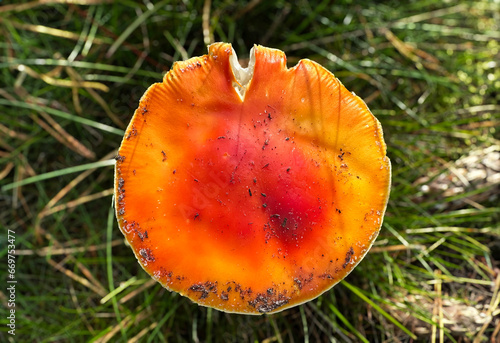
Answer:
[114,43,391,314]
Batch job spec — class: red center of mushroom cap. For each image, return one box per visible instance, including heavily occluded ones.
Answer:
[115,42,391,314]
[175,115,328,254]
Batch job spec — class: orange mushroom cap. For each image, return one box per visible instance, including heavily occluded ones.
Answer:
[114,43,391,314]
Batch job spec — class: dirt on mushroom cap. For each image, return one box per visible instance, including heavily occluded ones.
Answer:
[114,42,391,314]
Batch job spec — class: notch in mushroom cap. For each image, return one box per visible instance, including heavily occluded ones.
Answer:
[114,43,391,315]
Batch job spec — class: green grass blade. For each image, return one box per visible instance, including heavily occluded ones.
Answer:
[0,99,125,136]
[1,159,115,191]
[342,280,417,340]
[329,303,370,343]
[106,205,126,341]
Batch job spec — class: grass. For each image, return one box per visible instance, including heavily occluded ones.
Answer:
[1,0,499,342]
